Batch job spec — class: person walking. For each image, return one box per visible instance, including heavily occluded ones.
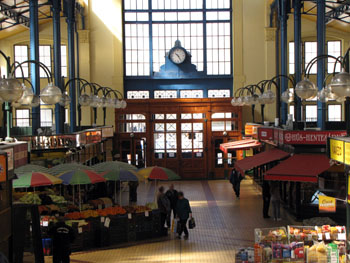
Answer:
[157,186,171,235]
[271,182,281,221]
[176,191,192,239]
[262,180,271,218]
[165,184,178,226]
[128,181,139,204]
[48,216,75,263]
[230,168,243,199]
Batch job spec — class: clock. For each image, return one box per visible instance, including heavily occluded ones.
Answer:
[169,47,187,64]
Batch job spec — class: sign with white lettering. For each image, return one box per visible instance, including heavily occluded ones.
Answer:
[282,130,346,145]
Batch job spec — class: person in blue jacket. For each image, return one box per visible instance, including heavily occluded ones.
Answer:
[176,191,192,239]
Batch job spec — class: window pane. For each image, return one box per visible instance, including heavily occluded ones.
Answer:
[208,89,230,98]
[39,46,51,78]
[15,109,30,127]
[14,45,29,78]
[328,104,341,121]
[305,105,317,122]
[180,90,203,98]
[127,91,150,99]
[61,45,68,77]
[40,108,53,127]
[328,41,341,73]
[305,42,317,74]
[289,42,295,75]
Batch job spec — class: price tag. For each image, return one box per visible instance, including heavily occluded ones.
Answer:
[318,233,323,240]
[325,233,331,240]
[307,234,313,241]
[101,216,105,223]
[55,214,59,217]
[145,211,149,217]
[128,213,132,219]
[338,233,346,240]
[98,204,102,209]
[78,227,83,234]
[104,217,110,228]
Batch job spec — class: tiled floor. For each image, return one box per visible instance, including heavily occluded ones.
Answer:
[45,178,291,263]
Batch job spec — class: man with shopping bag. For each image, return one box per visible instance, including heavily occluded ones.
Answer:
[176,191,192,239]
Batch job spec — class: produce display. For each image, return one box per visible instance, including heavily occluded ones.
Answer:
[255,227,288,243]
[18,192,42,204]
[246,226,348,263]
[65,206,127,219]
[123,205,152,214]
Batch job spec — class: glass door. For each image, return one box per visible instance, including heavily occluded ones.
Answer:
[179,114,206,179]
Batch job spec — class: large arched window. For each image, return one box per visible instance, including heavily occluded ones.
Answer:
[123,0,232,77]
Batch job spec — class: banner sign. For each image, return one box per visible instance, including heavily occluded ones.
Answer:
[257,127,274,141]
[283,130,346,145]
[0,154,7,182]
[319,195,336,213]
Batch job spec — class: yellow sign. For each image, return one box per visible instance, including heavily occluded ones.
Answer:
[345,142,350,165]
[348,174,350,204]
[329,139,344,163]
[319,195,336,213]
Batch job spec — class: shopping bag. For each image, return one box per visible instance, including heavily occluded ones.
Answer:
[173,218,179,233]
[188,217,196,229]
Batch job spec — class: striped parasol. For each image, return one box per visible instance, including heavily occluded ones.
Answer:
[13,172,62,188]
[50,163,93,176]
[14,164,50,176]
[92,161,137,173]
[137,166,181,181]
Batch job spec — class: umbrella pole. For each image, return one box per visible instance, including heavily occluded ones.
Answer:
[79,184,81,211]
[114,180,117,204]
[120,181,122,206]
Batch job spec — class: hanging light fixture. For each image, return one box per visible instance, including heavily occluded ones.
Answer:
[329,69,350,98]
[259,90,276,104]
[18,84,34,105]
[120,100,127,109]
[317,88,329,103]
[90,95,102,108]
[78,93,91,106]
[295,78,317,100]
[40,83,62,104]
[11,100,22,108]
[0,77,23,102]
[59,92,71,107]
[30,95,40,107]
[281,89,294,103]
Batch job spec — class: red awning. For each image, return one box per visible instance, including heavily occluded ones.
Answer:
[220,139,261,153]
[264,154,331,183]
[234,148,290,175]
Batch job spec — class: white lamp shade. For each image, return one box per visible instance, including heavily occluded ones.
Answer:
[59,93,71,107]
[295,78,317,100]
[330,71,350,98]
[40,83,62,104]
[18,84,34,105]
[0,77,23,102]
[78,93,91,106]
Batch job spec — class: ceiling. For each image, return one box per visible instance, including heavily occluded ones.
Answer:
[300,0,350,33]
[0,0,53,39]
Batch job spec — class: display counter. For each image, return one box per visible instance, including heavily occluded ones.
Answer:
[237,225,347,263]
[16,126,114,167]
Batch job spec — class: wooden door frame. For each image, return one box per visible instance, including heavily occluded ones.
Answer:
[115,98,242,179]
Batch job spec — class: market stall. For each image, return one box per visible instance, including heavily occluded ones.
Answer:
[237,225,347,263]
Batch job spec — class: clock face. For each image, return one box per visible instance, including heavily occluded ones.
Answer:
[169,48,186,64]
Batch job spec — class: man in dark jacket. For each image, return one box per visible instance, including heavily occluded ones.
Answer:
[176,191,192,239]
[262,180,271,218]
[48,216,75,263]
[230,168,243,199]
[165,184,178,227]
[157,186,171,235]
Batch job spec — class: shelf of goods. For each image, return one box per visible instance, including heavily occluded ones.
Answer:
[236,226,347,263]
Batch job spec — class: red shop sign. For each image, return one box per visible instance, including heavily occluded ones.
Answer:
[282,130,347,145]
[257,127,274,141]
